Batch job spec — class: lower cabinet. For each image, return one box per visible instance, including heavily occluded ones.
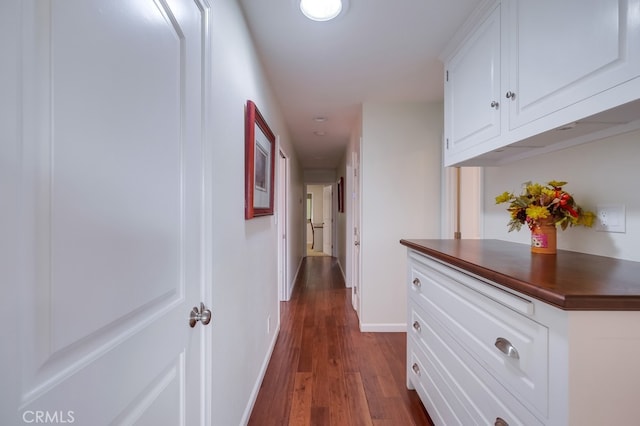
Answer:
[408,301,543,426]
[406,251,548,425]
[405,249,640,425]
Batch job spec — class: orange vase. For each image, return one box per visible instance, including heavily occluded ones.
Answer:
[530,219,557,254]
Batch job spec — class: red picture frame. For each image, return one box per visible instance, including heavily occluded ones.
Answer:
[337,176,344,213]
[245,100,276,219]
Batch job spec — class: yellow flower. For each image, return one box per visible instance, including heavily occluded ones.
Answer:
[495,192,513,204]
[548,180,568,188]
[541,187,556,199]
[526,183,544,197]
[526,205,550,221]
[578,210,596,227]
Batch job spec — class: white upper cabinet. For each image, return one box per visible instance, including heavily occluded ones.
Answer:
[444,3,503,164]
[507,0,640,129]
[443,0,640,167]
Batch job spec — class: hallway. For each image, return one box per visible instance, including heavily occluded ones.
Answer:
[248,256,433,425]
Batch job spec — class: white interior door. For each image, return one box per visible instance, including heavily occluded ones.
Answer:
[322,185,333,255]
[2,0,209,424]
[278,149,289,301]
[344,165,353,289]
[351,150,362,314]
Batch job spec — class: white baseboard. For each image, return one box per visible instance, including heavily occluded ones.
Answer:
[289,256,305,295]
[359,323,406,332]
[240,322,281,425]
[337,260,350,288]
[281,256,305,302]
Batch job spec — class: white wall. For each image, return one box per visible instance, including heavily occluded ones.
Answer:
[307,185,325,224]
[209,1,304,423]
[483,129,640,262]
[304,168,336,183]
[360,102,443,330]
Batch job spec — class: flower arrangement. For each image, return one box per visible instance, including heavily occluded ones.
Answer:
[495,180,595,232]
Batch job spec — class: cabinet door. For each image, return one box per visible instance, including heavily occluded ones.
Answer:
[444,4,503,166]
[507,0,640,130]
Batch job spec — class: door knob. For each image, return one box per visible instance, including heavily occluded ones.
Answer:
[189,302,212,328]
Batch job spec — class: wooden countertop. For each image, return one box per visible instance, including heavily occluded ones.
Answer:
[400,239,640,311]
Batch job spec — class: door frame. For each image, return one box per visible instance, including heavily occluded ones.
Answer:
[304,182,335,257]
[201,2,213,423]
[322,184,333,256]
[277,144,290,301]
[442,166,483,239]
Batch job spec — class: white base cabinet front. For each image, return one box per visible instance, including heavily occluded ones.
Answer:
[408,301,543,426]
[406,249,640,425]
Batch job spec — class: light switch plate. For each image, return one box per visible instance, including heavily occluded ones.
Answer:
[596,204,626,233]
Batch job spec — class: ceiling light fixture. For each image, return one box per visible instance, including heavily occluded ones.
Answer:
[313,116,328,122]
[300,0,343,22]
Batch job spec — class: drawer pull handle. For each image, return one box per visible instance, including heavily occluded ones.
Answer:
[494,337,520,360]
[412,321,421,332]
[495,418,509,426]
[412,363,421,376]
[412,278,421,288]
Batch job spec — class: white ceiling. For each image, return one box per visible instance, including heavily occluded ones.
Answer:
[238,0,482,169]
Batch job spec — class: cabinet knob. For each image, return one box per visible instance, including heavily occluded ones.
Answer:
[494,337,520,360]
[412,363,421,376]
[412,278,421,288]
[495,418,509,426]
[505,91,515,99]
[412,321,421,332]
[490,100,499,109]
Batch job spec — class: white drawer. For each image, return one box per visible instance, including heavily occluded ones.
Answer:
[408,255,549,417]
[408,337,475,426]
[408,301,544,426]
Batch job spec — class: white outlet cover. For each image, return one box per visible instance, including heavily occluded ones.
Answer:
[596,204,626,233]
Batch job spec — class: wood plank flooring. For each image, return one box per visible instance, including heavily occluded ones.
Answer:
[248,256,433,426]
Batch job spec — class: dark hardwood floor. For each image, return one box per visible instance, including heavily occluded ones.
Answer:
[248,256,433,426]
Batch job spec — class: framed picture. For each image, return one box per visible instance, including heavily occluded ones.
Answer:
[337,176,344,213]
[245,100,276,219]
